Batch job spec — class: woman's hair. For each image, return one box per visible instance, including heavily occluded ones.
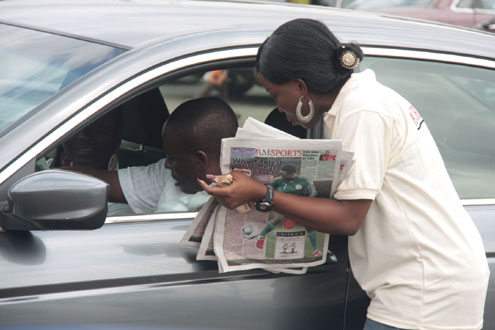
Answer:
[256,19,363,94]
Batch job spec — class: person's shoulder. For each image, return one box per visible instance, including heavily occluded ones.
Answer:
[143,158,168,172]
[119,158,170,182]
[339,73,404,120]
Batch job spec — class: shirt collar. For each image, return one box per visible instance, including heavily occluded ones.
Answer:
[324,69,376,121]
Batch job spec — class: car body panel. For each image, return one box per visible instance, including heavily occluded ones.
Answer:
[0,0,493,329]
[0,0,493,54]
[0,220,354,329]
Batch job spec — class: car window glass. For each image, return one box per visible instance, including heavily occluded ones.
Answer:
[456,0,473,8]
[456,0,495,10]
[0,24,125,137]
[355,57,495,199]
[480,0,495,10]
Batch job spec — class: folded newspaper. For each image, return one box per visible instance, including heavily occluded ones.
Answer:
[180,117,353,274]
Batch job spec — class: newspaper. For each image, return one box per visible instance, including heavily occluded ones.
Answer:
[179,197,218,248]
[180,117,353,274]
[196,202,219,261]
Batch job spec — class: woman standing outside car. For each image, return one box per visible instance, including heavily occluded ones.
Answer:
[199,19,489,330]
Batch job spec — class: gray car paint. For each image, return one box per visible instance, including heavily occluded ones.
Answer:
[0,0,493,329]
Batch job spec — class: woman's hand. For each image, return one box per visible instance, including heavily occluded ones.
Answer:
[198,169,266,209]
[199,169,372,235]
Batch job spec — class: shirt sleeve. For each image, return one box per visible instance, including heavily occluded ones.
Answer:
[118,159,168,214]
[332,109,393,201]
[155,191,210,213]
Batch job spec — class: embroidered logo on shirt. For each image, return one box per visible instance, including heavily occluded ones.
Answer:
[408,105,424,130]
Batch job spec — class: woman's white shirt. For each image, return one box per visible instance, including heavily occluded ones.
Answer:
[324,69,489,330]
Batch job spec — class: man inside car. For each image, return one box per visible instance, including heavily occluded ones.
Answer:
[66,96,238,214]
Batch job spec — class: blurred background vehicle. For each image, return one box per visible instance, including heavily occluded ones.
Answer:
[339,0,495,32]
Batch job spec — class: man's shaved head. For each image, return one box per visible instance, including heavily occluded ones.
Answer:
[163,97,238,158]
[162,97,238,194]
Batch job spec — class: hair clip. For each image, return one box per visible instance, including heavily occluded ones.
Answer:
[339,48,359,70]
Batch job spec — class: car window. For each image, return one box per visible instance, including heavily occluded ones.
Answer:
[36,64,289,217]
[147,67,281,214]
[0,24,125,137]
[162,68,276,127]
[118,65,293,215]
[359,57,495,199]
[480,0,495,10]
[457,0,495,10]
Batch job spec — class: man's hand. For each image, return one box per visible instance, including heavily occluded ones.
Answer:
[198,169,265,209]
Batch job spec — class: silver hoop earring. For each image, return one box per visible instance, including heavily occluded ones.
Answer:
[296,96,315,124]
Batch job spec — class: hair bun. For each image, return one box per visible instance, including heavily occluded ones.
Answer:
[336,45,360,70]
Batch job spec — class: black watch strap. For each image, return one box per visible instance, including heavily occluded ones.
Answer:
[255,185,274,212]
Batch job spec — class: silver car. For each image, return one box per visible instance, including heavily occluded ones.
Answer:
[0,0,493,329]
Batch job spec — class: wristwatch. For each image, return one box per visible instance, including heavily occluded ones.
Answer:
[255,185,274,212]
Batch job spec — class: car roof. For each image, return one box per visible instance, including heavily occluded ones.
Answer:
[0,0,494,59]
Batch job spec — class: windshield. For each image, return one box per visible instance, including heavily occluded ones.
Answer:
[0,24,126,135]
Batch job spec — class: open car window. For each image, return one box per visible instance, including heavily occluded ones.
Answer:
[35,63,302,218]
[163,67,275,126]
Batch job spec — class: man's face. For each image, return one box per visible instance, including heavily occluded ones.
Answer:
[63,112,121,169]
[162,126,204,194]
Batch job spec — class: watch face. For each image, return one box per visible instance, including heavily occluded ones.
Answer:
[256,202,272,212]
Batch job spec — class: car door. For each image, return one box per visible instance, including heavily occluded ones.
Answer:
[0,32,361,329]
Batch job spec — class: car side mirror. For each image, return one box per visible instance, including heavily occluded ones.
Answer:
[0,170,109,231]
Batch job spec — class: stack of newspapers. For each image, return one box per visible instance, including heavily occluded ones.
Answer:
[180,117,353,274]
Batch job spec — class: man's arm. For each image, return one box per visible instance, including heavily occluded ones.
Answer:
[64,167,126,203]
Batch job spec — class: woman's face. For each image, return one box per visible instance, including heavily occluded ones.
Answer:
[258,73,310,128]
